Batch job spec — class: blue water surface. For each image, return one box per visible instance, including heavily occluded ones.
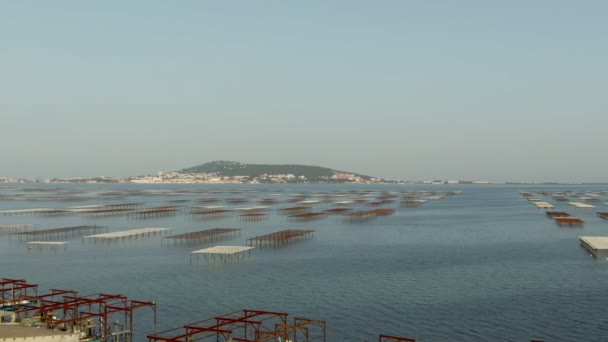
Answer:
[1,184,607,342]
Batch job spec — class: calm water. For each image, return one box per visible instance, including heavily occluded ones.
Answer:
[1,184,607,341]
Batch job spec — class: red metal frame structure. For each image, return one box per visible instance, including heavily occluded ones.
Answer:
[379,334,416,342]
[148,310,326,342]
[10,286,156,342]
[287,317,326,342]
[0,278,38,307]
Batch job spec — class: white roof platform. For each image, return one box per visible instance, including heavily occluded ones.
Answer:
[569,202,596,208]
[190,245,254,263]
[579,236,608,255]
[0,224,34,233]
[27,241,68,251]
[534,202,554,209]
[191,246,254,255]
[84,227,171,241]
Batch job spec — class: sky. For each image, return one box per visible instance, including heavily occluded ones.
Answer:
[1,1,607,182]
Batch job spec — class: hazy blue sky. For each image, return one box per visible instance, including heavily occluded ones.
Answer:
[1,1,606,182]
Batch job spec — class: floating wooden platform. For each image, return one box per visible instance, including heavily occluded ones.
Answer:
[579,236,608,254]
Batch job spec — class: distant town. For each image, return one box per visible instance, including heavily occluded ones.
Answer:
[0,161,583,185]
[0,172,487,185]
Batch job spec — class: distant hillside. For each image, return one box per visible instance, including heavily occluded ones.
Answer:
[177,161,372,179]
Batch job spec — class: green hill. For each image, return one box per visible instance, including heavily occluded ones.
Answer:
[177,161,372,180]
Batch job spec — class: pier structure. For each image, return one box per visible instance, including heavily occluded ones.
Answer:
[554,217,584,226]
[278,206,312,215]
[197,198,221,204]
[190,209,232,219]
[147,309,326,342]
[226,198,249,205]
[533,201,554,209]
[297,200,321,206]
[81,208,134,216]
[68,203,142,214]
[11,225,105,241]
[68,204,138,216]
[323,208,351,215]
[103,202,144,210]
[247,229,315,247]
[288,212,327,221]
[568,202,596,208]
[27,241,68,251]
[239,213,269,221]
[84,227,172,243]
[164,228,241,244]
[234,206,269,213]
[342,211,376,223]
[368,199,394,206]
[332,200,355,206]
[579,236,608,255]
[545,211,570,218]
[0,208,51,216]
[369,208,396,216]
[0,223,34,233]
[379,334,416,342]
[190,246,254,263]
[259,198,277,205]
[401,200,426,207]
[189,205,226,213]
[597,212,608,220]
[130,206,180,218]
[44,209,74,216]
[166,199,191,204]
